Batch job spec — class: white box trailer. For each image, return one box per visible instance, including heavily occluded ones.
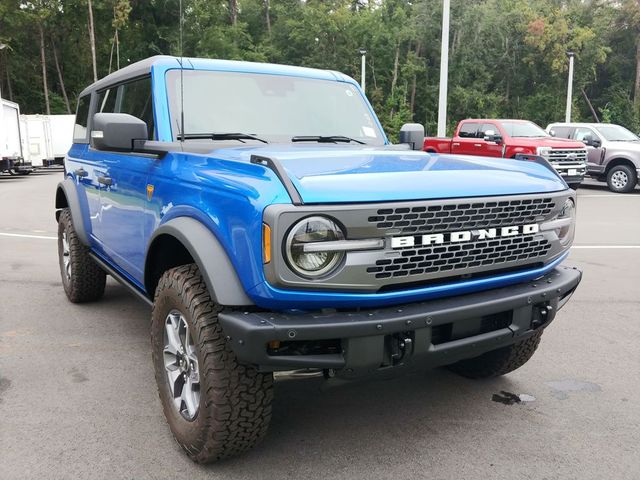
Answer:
[1,96,32,174]
[20,114,74,168]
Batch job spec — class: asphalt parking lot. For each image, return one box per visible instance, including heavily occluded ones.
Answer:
[1,171,639,480]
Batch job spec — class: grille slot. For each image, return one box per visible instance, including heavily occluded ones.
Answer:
[369,234,551,279]
[368,198,555,234]
[547,149,587,163]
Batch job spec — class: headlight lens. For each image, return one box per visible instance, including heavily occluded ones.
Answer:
[285,216,345,278]
[557,198,576,246]
[537,146,552,159]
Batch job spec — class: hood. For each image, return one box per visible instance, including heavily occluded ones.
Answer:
[215,145,567,204]
[514,137,586,149]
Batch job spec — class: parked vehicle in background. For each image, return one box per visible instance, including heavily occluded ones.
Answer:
[55,56,582,463]
[20,114,74,168]
[424,119,588,189]
[547,122,640,193]
[0,95,33,175]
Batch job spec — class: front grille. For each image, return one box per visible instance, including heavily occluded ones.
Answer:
[368,198,555,235]
[547,148,587,163]
[367,234,551,279]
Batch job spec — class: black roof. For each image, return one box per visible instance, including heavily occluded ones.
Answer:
[79,55,181,96]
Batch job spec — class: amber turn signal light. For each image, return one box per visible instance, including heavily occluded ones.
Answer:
[262,223,272,264]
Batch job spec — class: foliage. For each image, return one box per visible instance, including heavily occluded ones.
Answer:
[1,0,639,135]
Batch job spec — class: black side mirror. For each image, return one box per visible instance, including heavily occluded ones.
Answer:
[583,135,601,148]
[399,123,425,150]
[484,133,503,144]
[91,113,148,152]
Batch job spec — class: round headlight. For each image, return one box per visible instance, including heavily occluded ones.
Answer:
[285,216,345,278]
[557,198,576,246]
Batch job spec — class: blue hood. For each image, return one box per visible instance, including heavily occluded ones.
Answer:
[222,145,567,203]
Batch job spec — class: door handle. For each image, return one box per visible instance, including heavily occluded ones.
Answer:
[474,143,482,147]
[452,142,460,147]
[74,168,88,177]
[97,176,112,186]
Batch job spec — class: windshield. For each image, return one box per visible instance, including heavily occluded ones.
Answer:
[500,121,549,138]
[595,125,640,142]
[166,70,384,145]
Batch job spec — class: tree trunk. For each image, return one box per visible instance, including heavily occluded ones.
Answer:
[51,39,71,114]
[409,41,422,116]
[635,36,640,109]
[390,42,400,96]
[264,0,271,35]
[88,0,98,82]
[5,60,13,101]
[229,0,238,25]
[38,23,51,115]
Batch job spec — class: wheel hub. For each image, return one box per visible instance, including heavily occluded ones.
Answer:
[163,311,200,421]
[611,171,628,189]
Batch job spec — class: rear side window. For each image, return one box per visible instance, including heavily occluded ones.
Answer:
[458,122,479,138]
[73,95,91,143]
[550,126,573,139]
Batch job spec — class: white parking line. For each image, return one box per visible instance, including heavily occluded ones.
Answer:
[0,232,57,240]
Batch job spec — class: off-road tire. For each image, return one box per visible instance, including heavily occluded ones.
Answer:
[151,264,273,463]
[447,331,543,379]
[606,164,637,193]
[57,208,106,303]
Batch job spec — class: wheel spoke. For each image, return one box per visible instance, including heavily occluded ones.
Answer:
[182,377,199,418]
[166,367,182,397]
[165,319,182,354]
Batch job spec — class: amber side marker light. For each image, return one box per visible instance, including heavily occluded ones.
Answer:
[262,223,272,264]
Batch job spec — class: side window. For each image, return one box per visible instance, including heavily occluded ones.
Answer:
[550,126,573,139]
[573,127,598,142]
[73,95,91,143]
[97,88,117,113]
[479,123,497,138]
[458,122,479,138]
[119,77,155,139]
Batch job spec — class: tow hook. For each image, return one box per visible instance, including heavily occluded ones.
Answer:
[389,332,414,365]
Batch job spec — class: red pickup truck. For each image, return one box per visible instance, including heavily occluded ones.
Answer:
[424,119,588,188]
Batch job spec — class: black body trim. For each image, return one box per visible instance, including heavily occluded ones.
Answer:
[218,266,582,373]
[55,179,90,246]
[250,154,303,205]
[90,253,153,306]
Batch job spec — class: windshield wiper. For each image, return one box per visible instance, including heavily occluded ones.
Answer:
[291,135,365,145]
[177,132,268,143]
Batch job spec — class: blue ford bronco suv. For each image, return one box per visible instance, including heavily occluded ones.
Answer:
[55,56,581,462]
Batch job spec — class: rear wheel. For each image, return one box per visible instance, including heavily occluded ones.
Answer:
[606,165,637,193]
[448,331,543,379]
[151,264,273,463]
[57,208,106,303]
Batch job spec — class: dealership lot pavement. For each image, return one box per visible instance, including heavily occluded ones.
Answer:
[1,172,638,480]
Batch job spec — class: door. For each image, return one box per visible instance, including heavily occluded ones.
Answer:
[452,121,481,155]
[93,76,156,284]
[572,127,604,170]
[67,94,104,245]
[476,122,504,157]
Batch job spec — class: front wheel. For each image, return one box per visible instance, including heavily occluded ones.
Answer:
[447,331,543,379]
[151,264,273,463]
[606,165,637,193]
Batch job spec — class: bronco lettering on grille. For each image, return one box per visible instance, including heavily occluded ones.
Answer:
[390,224,540,249]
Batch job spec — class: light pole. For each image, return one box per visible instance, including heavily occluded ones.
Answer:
[359,48,367,93]
[0,44,7,99]
[437,0,451,137]
[565,51,575,122]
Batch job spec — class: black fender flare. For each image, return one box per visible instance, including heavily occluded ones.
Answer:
[145,217,253,306]
[55,178,90,246]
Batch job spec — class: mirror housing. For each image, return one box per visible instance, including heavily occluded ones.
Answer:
[583,135,601,148]
[399,123,425,150]
[91,113,148,152]
[484,133,503,144]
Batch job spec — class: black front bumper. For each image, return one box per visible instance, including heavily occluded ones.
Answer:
[219,266,582,376]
